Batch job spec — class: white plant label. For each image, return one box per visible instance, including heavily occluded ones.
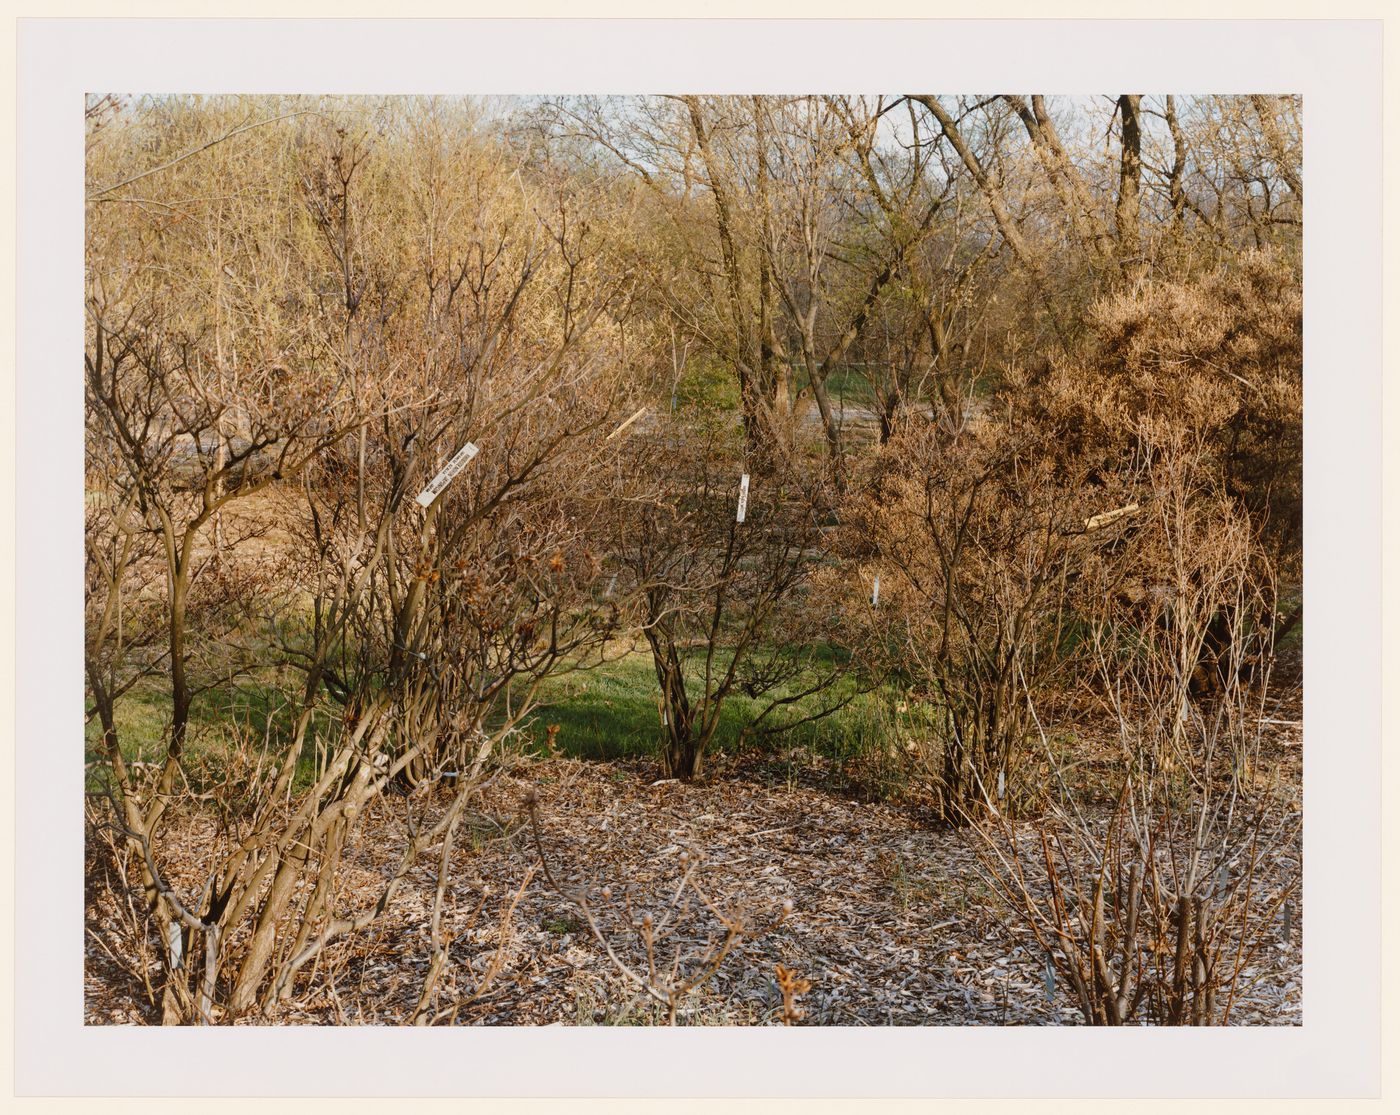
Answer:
[167,920,183,970]
[736,473,750,523]
[871,573,881,606]
[604,573,618,599]
[416,442,479,507]
[606,405,648,441]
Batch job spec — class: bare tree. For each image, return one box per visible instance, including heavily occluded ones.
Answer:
[610,423,851,780]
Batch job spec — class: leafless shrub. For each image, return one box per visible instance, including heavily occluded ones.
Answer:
[610,423,853,780]
[85,98,641,1023]
[837,411,1090,823]
[974,434,1299,1025]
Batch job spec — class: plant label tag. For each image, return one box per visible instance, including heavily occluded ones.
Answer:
[736,474,750,523]
[604,573,618,599]
[871,573,880,606]
[606,405,648,441]
[416,442,479,507]
[168,920,184,970]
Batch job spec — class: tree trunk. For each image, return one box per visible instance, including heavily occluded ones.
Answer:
[1164,95,1189,238]
[1115,95,1145,283]
[683,97,765,458]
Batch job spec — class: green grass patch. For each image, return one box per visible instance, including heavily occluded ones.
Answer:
[816,366,874,406]
[86,642,911,800]
[523,646,900,782]
[85,670,329,793]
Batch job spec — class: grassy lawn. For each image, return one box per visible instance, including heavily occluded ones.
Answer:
[818,366,874,406]
[84,669,330,792]
[789,365,872,409]
[522,646,899,785]
[87,644,902,793]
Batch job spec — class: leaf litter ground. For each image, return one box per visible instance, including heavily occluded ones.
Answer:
[85,694,1301,1027]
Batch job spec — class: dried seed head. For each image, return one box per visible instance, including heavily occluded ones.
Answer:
[781,898,794,915]
[601,886,613,902]
[522,787,538,807]
[641,913,653,929]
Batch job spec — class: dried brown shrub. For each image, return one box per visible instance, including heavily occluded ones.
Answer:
[975,433,1298,1026]
[835,411,1093,824]
[1034,249,1302,580]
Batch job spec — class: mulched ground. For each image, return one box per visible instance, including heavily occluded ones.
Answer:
[85,694,1302,1027]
